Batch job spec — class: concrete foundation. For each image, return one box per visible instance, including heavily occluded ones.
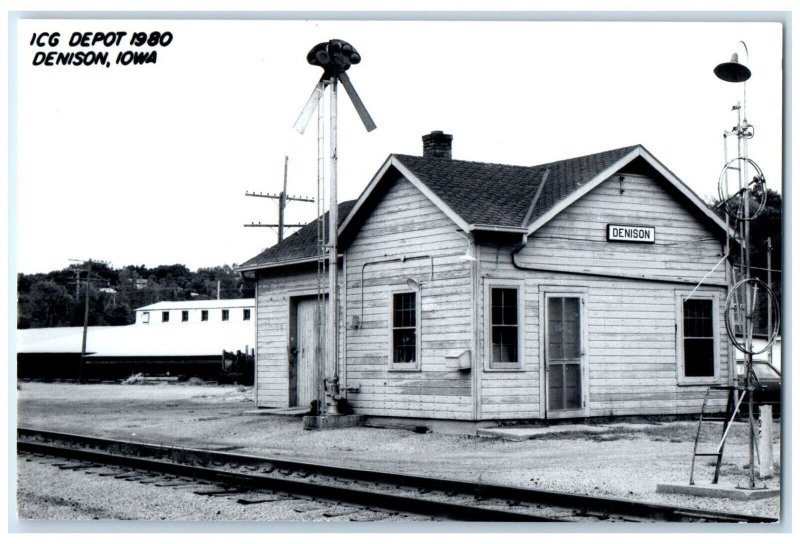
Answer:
[656,482,780,501]
[302,414,364,430]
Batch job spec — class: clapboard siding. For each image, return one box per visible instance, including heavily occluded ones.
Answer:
[516,173,727,285]
[254,269,339,408]
[252,161,732,421]
[475,172,729,420]
[344,177,474,420]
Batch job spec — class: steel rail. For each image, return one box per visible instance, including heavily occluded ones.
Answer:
[18,431,549,522]
[17,428,777,523]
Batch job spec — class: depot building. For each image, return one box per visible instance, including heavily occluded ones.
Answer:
[238,132,733,429]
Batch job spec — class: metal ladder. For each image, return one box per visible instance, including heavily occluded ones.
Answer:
[689,385,748,485]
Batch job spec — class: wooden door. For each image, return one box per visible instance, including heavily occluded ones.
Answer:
[546,296,584,413]
[295,298,326,408]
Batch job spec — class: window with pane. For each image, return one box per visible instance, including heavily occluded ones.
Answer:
[547,296,582,411]
[182,310,189,322]
[682,299,715,378]
[392,292,417,365]
[222,309,230,321]
[491,288,519,365]
[201,310,208,322]
[243,309,251,321]
[162,311,169,322]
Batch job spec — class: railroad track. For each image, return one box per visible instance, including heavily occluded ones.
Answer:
[17,428,777,523]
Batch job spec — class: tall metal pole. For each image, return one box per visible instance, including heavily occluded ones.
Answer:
[326,76,340,414]
[767,237,773,368]
[278,155,288,242]
[734,103,756,489]
[79,259,92,383]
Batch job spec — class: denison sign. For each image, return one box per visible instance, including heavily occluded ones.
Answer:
[607,224,656,243]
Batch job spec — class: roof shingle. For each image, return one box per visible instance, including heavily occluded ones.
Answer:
[239,200,357,270]
[239,145,640,271]
[392,145,639,228]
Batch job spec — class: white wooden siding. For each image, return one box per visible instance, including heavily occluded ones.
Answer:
[344,177,474,420]
[518,173,727,285]
[255,269,334,408]
[476,173,730,420]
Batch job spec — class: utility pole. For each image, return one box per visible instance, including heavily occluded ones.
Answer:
[69,258,107,382]
[80,259,92,382]
[245,156,315,241]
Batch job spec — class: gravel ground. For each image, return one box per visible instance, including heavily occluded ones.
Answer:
[15,382,783,522]
[16,454,428,522]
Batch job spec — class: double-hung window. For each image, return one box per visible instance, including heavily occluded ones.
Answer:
[486,282,524,370]
[390,291,420,370]
[676,293,719,384]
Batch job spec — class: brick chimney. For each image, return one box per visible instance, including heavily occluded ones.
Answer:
[422,131,453,159]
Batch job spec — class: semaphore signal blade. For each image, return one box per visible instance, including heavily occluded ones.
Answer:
[293,80,326,134]
[339,72,376,132]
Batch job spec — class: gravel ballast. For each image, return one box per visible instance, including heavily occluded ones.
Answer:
[15,382,782,522]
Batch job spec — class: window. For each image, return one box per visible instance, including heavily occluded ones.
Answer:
[222,309,230,321]
[182,310,189,322]
[161,311,169,322]
[492,288,519,363]
[486,285,523,370]
[677,294,719,383]
[243,309,251,321]
[390,291,419,370]
[142,311,150,324]
[201,310,209,322]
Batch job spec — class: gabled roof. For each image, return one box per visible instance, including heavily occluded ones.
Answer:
[390,145,639,229]
[238,200,357,272]
[239,144,731,272]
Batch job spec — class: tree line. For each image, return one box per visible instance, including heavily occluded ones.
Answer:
[17,263,255,329]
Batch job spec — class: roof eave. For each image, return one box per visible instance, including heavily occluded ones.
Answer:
[339,155,473,237]
[524,146,735,239]
[235,256,318,274]
[470,224,529,233]
[525,146,642,236]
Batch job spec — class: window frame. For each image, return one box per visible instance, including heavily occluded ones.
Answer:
[201,310,209,322]
[675,291,721,385]
[387,288,422,371]
[243,308,251,321]
[181,310,189,322]
[222,309,230,322]
[484,279,525,371]
[161,311,169,323]
[142,311,150,324]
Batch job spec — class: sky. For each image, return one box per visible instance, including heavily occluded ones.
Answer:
[11,16,784,274]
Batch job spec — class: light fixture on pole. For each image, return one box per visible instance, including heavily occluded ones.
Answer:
[714,42,751,83]
[712,41,778,491]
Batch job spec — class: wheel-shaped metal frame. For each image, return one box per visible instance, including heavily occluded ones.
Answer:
[717,157,767,221]
[724,277,780,355]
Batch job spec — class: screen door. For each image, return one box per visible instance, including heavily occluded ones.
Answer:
[546,296,583,412]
